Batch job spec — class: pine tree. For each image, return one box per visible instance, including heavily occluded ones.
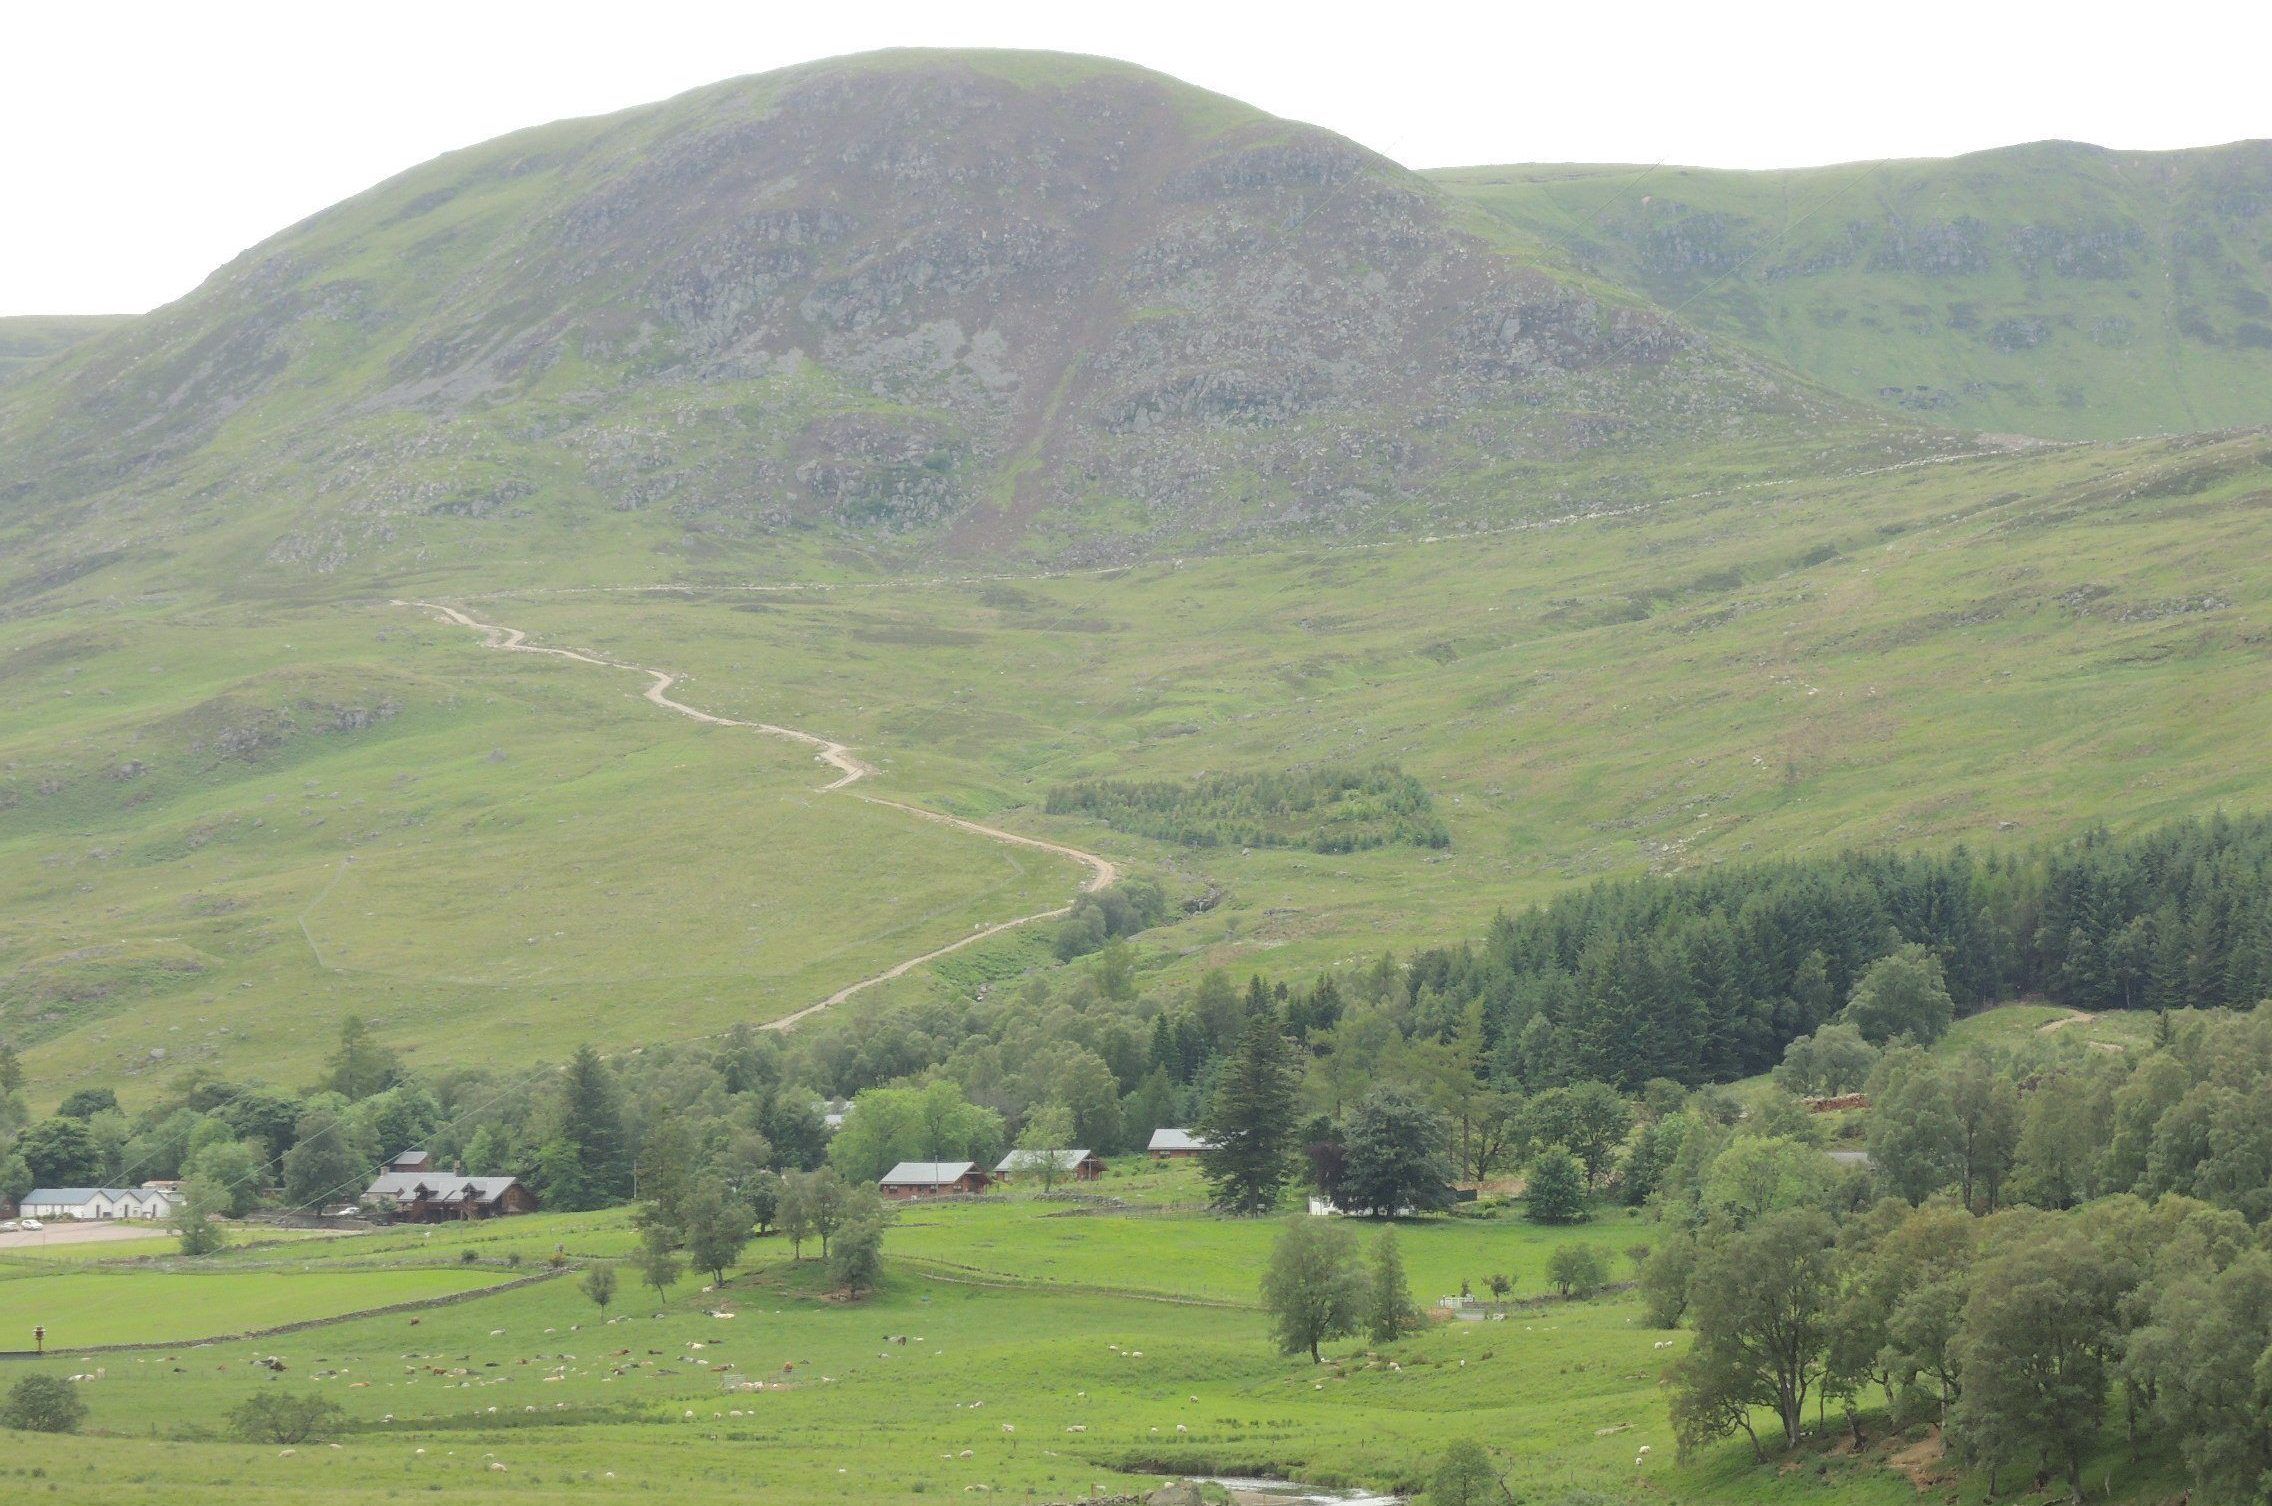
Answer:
[551,1045,630,1210]
[1197,1012,1299,1215]
[322,1015,401,1102]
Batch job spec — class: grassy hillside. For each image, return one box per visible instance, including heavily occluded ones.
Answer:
[0,598,1085,1094]
[0,315,129,379]
[3,52,2269,1113]
[9,423,2268,1102]
[1435,139,2272,439]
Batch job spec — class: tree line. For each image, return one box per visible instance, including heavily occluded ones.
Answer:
[1355,812,2272,1092]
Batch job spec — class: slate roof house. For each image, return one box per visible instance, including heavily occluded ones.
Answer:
[993,1148,1105,1182]
[1147,1128,1214,1160]
[20,1187,184,1221]
[360,1150,536,1222]
[877,1161,992,1199]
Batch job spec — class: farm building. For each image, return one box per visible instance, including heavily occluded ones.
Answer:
[19,1187,184,1221]
[1147,1128,1213,1160]
[993,1148,1104,1182]
[360,1153,537,1222]
[877,1161,992,1199]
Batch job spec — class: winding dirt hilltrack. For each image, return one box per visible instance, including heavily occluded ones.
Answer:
[397,601,1116,1029]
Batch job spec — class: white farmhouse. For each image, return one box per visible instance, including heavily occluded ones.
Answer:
[19,1187,185,1221]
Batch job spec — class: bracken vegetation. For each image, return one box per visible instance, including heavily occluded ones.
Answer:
[1045,765,1449,853]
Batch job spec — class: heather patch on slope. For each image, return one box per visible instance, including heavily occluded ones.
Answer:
[1046,766,1448,853]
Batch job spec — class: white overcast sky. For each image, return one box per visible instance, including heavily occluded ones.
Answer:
[7,0,2269,314]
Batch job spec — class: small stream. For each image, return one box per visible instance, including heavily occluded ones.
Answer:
[1200,1477,1402,1506]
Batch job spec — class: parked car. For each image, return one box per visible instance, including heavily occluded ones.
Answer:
[19,1219,43,1231]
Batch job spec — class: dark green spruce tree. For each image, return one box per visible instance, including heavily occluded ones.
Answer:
[1198,1011,1300,1215]
[541,1044,631,1211]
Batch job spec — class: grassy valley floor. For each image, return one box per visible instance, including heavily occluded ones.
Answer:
[0,1160,2188,1505]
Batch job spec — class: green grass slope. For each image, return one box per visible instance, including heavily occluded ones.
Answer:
[491,429,2272,1002]
[1435,139,2272,439]
[12,423,2267,1102]
[0,315,131,379]
[0,598,1085,1095]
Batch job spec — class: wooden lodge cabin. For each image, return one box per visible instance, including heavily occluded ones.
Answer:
[877,1161,992,1199]
[1147,1128,1213,1160]
[360,1150,537,1223]
[993,1148,1105,1183]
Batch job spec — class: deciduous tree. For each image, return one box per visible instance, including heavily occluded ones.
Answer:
[1260,1217,1365,1362]
[1947,1225,2120,1502]
[1337,1087,1453,1216]
[1840,946,1954,1046]
[1364,1228,1416,1342]
[1669,1209,1837,1457]
[1524,1147,1587,1224]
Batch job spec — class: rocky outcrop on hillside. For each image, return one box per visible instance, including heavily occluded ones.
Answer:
[0,51,1821,589]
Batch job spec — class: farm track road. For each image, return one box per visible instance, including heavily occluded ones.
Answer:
[397,601,1117,1030]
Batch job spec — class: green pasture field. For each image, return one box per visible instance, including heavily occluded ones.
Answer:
[0,1264,520,1348]
[0,1234,184,1264]
[0,1178,2192,1505]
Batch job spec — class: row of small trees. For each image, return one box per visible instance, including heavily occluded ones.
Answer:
[629,1121,892,1299]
